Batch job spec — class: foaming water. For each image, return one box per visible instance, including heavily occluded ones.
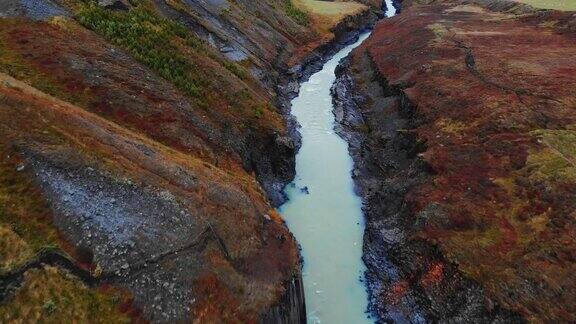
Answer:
[279,33,372,324]
[385,0,397,17]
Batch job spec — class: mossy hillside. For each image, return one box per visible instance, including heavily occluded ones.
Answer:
[76,3,252,102]
[75,2,279,130]
[0,142,62,264]
[0,1,306,321]
[0,64,301,322]
[0,33,89,107]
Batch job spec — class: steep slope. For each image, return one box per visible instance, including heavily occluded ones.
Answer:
[334,0,576,322]
[0,72,299,322]
[131,0,381,90]
[0,0,377,322]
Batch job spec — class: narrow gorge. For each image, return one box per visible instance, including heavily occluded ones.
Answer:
[278,1,397,322]
[0,0,381,322]
[0,0,575,323]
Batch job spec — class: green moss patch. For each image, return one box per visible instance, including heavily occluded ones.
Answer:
[76,3,207,100]
[525,128,576,183]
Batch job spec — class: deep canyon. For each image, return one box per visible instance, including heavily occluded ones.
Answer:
[0,0,575,323]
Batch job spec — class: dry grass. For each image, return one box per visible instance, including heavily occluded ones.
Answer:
[0,140,62,254]
[514,0,576,11]
[427,23,449,42]
[0,225,33,274]
[436,118,468,135]
[292,0,367,33]
[0,266,130,323]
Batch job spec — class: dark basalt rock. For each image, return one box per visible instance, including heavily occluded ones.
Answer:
[98,0,130,11]
[332,52,524,323]
[260,275,306,324]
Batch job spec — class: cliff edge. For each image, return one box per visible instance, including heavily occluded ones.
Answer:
[334,0,576,322]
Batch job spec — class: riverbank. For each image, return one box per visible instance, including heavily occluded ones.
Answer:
[263,5,381,322]
[269,5,380,207]
[0,1,378,322]
[334,0,576,321]
[280,32,374,324]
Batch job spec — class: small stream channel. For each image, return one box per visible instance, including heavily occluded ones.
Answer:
[279,2,396,323]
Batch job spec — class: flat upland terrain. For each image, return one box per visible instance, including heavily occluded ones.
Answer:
[515,0,576,10]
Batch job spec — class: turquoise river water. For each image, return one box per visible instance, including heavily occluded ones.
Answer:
[279,33,371,323]
[279,34,371,324]
[280,3,396,323]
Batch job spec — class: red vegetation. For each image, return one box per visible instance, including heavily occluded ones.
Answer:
[385,280,410,305]
[352,0,576,321]
[420,262,444,289]
[190,274,256,323]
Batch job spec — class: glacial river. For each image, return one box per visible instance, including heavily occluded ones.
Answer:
[279,2,396,323]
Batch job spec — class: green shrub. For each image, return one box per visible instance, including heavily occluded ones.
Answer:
[42,299,57,315]
[223,61,248,80]
[252,103,267,118]
[283,0,310,26]
[76,3,206,99]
